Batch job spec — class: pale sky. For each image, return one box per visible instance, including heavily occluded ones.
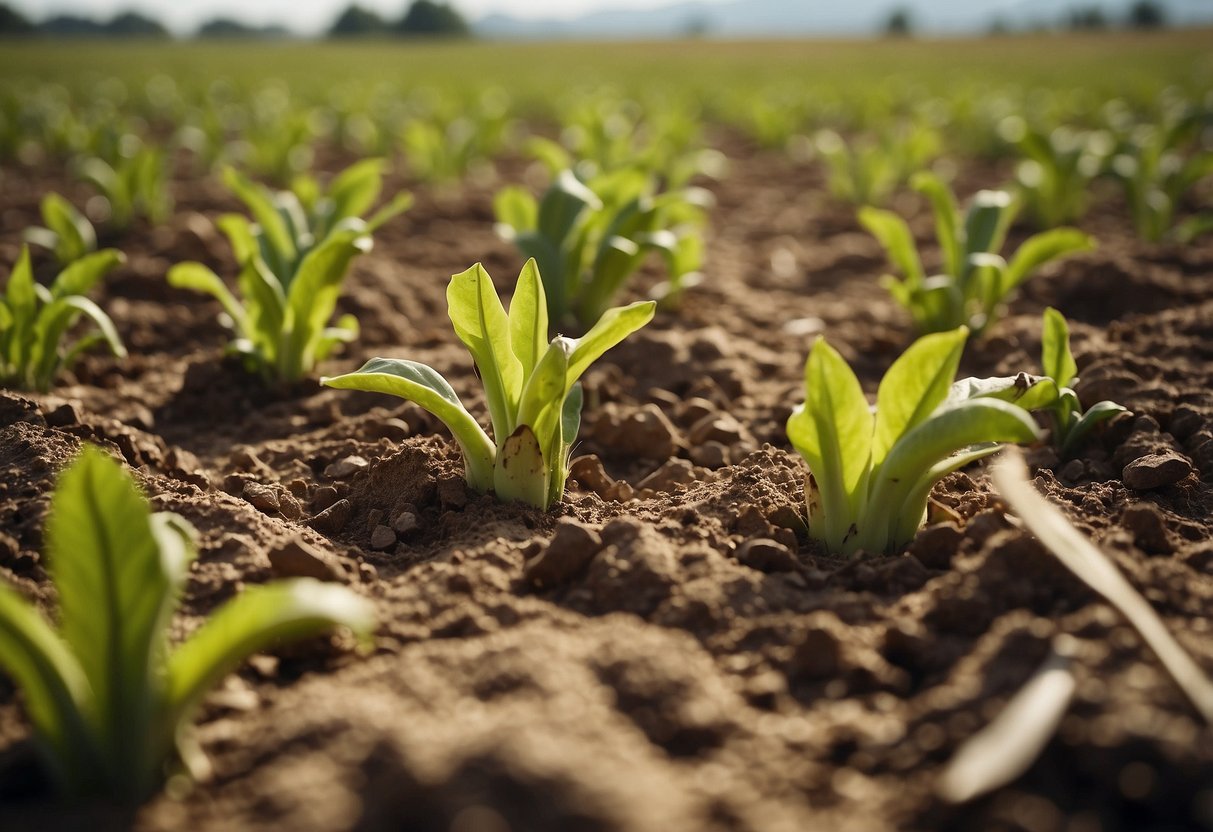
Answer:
[13,0,723,34]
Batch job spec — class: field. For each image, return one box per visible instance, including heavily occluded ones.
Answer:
[1,31,1212,832]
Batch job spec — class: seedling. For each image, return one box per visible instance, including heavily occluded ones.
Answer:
[860,172,1094,335]
[24,193,98,266]
[1001,118,1113,228]
[77,146,171,230]
[787,326,1045,555]
[495,168,706,329]
[323,260,655,510]
[167,166,410,382]
[0,446,374,801]
[1038,307,1127,456]
[1,245,126,392]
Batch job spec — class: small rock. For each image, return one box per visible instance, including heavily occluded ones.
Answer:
[286,478,309,498]
[734,505,771,536]
[1122,452,1192,490]
[392,511,419,535]
[1121,503,1173,554]
[907,522,962,570]
[689,412,751,447]
[241,482,281,514]
[603,481,635,502]
[311,485,340,512]
[370,525,397,551]
[525,519,604,587]
[1060,458,1086,482]
[1169,405,1203,440]
[231,446,273,476]
[365,417,411,441]
[593,404,681,461]
[367,509,384,529]
[268,537,346,582]
[677,397,717,426]
[309,498,352,534]
[637,459,697,493]
[569,455,615,497]
[45,402,81,427]
[277,493,304,521]
[689,441,729,469]
[736,538,798,573]
[326,455,370,479]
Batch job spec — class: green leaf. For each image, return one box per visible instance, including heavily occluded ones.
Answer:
[237,257,287,364]
[1062,400,1127,456]
[494,186,538,233]
[565,300,656,383]
[538,170,601,244]
[322,358,495,491]
[327,158,386,224]
[508,258,549,382]
[282,228,370,380]
[516,337,573,464]
[858,207,924,289]
[166,580,373,736]
[365,191,413,233]
[911,172,962,277]
[447,263,523,438]
[873,327,967,465]
[787,338,874,550]
[216,214,258,266]
[167,262,247,330]
[945,373,1059,413]
[0,584,95,792]
[40,193,95,264]
[1041,307,1077,386]
[963,190,1015,260]
[45,446,192,778]
[1003,229,1093,292]
[50,249,123,300]
[493,425,548,508]
[32,296,126,389]
[222,166,296,273]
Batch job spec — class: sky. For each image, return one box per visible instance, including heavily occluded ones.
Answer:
[12,0,727,33]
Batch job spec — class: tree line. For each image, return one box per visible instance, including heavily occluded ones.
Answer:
[0,1,469,39]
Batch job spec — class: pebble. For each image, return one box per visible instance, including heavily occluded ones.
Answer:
[241,482,280,513]
[569,455,615,496]
[268,537,346,582]
[689,441,729,469]
[392,511,419,535]
[1120,503,1172,554]
[525,519,604,587]
[309,498,352,534]
[594,404,681,461]
[311,485,340,512]
[1122,452,1192,490]
[688,412,751,447]
[637,459,698,493]
[735,538,799,573]
[370,525,397,551]
[45,402,81,427]
[325,455,370,479]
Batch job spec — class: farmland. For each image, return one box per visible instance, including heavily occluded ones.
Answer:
[1,30,1212,831]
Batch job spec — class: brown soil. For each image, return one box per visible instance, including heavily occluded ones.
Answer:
[1,133,1211,832]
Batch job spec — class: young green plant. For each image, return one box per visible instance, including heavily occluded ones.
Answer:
[323,259,655,510]
[787,326,1046,555]
[167,166,410,383]
[0,446,374,801]
[77,146,171,231]
[495,168,706,329]
[1038,307,1127,456]
[860,172,1094,335]
[1,245,125,392]
[24,193,98,266]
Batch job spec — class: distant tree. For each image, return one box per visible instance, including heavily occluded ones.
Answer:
[38,15,107,36]
[681,13,711,38]
[196,17,289,38]
[1126,0,1166,29]
[1067,6,1108,30]
[883,7,913,37]
[0,2,33,35]
[105,11,169,37]
[329,4,387,37]
[397,0,469,37]
[987,16,1012,35]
